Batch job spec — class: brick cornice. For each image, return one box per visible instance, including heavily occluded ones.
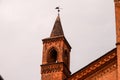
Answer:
[115,2,120,7]
[42,36,71,49]
[116,42,120,45]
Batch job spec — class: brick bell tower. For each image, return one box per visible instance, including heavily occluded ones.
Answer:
[41,14,71,80]
[114,0,120,80]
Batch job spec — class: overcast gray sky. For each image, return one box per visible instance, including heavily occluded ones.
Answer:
[0,0,116,80]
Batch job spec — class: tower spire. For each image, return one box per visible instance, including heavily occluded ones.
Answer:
[50,8,64,37]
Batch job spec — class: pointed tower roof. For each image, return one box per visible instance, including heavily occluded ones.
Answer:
[42,14,71,49]
[50,15,64,37]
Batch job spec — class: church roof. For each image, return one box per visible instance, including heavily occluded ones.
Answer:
[68,48,117,80]
[50,15,64,37]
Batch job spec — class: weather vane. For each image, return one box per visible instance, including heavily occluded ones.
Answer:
[55,7,62,14]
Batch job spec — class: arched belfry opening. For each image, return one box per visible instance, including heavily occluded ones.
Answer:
[47,48,58,63]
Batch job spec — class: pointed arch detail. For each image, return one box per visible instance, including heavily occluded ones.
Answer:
[47,47,59,63]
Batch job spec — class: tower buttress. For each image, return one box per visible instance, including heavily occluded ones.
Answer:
[114,0,120,80]
[41,15,71,80]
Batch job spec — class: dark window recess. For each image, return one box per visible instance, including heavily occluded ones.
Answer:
[48,49,57,63]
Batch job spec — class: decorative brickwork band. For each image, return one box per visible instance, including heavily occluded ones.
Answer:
[41,62,71,77]
[115,2,120,7]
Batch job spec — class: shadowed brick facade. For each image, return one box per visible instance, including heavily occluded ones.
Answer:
[41,0,120,80]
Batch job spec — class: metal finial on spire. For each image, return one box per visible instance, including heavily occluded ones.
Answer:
[55,7,61,14]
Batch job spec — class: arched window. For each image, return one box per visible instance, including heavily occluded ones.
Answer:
[47,48,57,63]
